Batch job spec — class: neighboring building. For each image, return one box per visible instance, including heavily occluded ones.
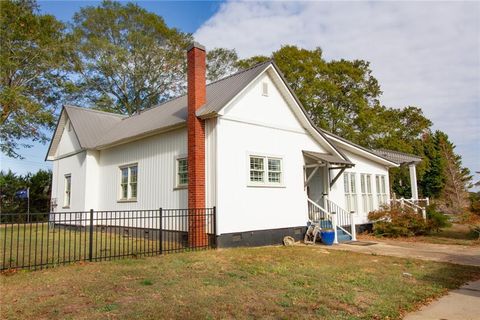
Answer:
[47,43,417,247]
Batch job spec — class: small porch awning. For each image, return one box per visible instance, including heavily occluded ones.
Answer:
[303,151,354,188]
[303,151,354,167]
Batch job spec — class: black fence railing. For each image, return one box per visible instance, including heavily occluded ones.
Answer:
[0,208,216,271]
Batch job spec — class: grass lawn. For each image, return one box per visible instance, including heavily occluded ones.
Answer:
[360,223,480,246]
[0,223,172,270]
[1,246,479,320]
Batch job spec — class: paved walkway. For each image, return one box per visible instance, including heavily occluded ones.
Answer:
[327,240,480,266]
[403,280,480,320]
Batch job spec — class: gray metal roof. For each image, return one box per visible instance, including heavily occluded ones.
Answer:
[54,61,273,150]
[65,105,126,149]
[303,151,354,166]
[372,149,422,165]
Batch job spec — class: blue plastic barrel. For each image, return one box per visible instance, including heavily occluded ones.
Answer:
[320,229,335,245]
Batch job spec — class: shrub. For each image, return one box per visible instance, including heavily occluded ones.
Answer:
[368,206,429,237]
[426,204,451,232]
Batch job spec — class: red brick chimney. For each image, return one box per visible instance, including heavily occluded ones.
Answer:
[187,42,207,247]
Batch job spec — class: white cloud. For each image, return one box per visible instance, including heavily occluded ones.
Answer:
[195,1,480,176]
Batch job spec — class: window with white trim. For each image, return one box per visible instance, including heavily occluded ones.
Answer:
[249,155,282,185]
[344,172,358,212]
[120,164,138,200]
[360,174,373,213]
[375,174,387,205]
[64,174,71,207]
[176,158,188,187]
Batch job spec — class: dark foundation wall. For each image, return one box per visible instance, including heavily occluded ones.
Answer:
[216,226,307,248]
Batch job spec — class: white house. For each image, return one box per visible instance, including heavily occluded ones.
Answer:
[47,43,421,247]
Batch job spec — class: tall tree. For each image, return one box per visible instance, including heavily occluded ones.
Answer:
[70,0,192,115]
[436,131,471,213]
[0,0,70,158]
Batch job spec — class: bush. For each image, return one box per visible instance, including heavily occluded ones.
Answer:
[368,206,429,237]
[426,204,451,232]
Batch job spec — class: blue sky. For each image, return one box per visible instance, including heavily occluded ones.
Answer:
[2,1,479,189]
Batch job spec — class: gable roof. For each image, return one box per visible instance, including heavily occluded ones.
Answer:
[46,106,126,159]
[47,60,393,169]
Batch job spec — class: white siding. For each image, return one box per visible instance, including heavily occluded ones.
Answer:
[52,151,87,212]
[205,118,217,209]
[97,128,188,211]
[216,72,329,234]
[330,151,390,224]
[55,120,82,157]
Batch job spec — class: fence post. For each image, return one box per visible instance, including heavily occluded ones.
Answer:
[421,208,427,221]
[426,197,430,206]
[213,206,217,249]
[88,209,94,262]
[350,211,357,241]
[331,212,338,244]
[159,208,163,254]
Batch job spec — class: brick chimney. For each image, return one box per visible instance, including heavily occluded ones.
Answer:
[187,42,207,247]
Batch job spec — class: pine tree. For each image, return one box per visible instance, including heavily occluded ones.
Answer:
[435,131,471,213]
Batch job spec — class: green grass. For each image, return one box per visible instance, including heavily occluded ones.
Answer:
[1,246,479,319]
[0,223,167,269]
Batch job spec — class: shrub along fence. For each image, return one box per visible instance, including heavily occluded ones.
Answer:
[0,208,216,271]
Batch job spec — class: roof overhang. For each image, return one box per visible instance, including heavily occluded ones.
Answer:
[303,150,354,167]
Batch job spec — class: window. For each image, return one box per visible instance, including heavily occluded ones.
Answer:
[376,175,387,205]
[360,174,373,213]
[249,155,282,185]
[344,172,358,212]
[119,164,138,200]
[64,174,71,207]
[262,82,268,96]
[176,158,188,187]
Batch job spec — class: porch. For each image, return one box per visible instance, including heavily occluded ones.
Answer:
[303,150,356,244]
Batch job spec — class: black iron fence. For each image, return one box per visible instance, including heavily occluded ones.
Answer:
[0,208,216,271]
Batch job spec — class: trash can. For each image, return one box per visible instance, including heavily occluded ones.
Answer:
[320,229,335,245]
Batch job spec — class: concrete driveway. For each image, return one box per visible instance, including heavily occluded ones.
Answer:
[327,240,480,266]
[404,280,480,320]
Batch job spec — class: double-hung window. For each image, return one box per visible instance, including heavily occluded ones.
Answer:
[64,174,71,207]
[360,174,373,213]
[120,164,138,201]
[176,158,188,187]
[375,175,387,205]
[344,172,358,213]
[249,155,282,186]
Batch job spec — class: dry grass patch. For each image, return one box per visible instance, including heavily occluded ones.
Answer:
[1,246,479,320]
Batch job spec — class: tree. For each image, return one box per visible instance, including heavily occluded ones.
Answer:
[206,48,238,83]
[70,1,192,115]
[0,169,51,214]
[0,0,71,158]
[436,131,471,213]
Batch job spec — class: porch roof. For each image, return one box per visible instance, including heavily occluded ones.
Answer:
[303,151,354,167]
[372,149,422,165]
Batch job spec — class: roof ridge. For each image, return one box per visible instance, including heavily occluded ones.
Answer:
[64,105,127,118]
[206,59,273,86]
[120,59,274,120]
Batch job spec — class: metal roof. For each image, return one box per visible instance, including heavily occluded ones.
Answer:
[303,151,354,166]
[65,105,126,149]
[372,149,422,165]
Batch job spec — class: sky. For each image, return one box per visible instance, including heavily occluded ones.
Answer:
[2,0,479,188]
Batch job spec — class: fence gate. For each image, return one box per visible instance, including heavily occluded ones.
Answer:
[0,208,216,271]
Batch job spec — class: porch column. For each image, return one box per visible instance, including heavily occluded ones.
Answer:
[409,164,418,200]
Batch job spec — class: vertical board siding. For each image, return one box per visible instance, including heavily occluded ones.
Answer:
[205,117,217,209]
[53,151,87,212]
[98,128,188,211]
